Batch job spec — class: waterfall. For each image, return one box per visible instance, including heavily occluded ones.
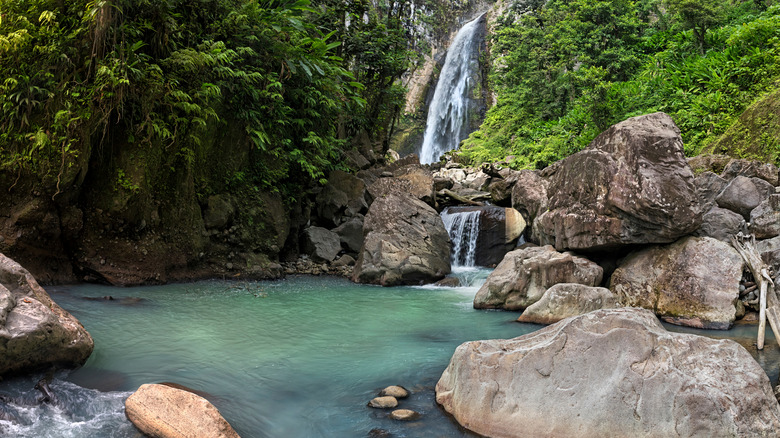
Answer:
[419,15,484,164]
[441,207,481,267]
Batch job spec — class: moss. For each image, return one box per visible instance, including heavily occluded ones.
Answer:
[703,87,780,165]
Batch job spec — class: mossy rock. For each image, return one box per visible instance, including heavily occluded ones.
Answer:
[703,88,780,165]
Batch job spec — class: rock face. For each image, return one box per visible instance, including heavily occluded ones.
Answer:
[352,193,450,286]
[0,253,94,376]
[473,246,603,310]
[610,236,743,329]
[534,112,702,251]
[517,283,620,325]
[125,383,240,438]
[750,194,780,239]
[436,308,780,438]
[301,227,341,262]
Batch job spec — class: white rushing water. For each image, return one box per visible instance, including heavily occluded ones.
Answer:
[419,14,483,164]
[441,207,481,267]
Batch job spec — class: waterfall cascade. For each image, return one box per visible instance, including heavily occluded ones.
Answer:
[441,207,481,267]
[419,15,484,164]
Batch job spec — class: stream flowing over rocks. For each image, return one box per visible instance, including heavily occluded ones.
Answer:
[0,253,93,376]
[436,308,780,438]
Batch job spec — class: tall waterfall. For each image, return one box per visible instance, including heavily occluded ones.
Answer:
[441,207,481,267]
[419,15,484,164]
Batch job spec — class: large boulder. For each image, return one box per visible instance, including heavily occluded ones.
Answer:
[693,206,745,242]
[610,236,744,329]
[473,246,603,310]
[333,216,364,253]
[750,194,780,239]
[534,113,702,251]
[125,383,240,438]
[721,159,780,186]
[517,283,620,325]
[441,206,526,267]
[367,169,435,207]
[510,170,549,225]
[352,193,450,286]
[202,194,236,230]
[0,253,94,376]
[693,171,728,210]
[757,236,780,283]
[715,176,771,219]
[301,227,341,262]
[436,308,780,438]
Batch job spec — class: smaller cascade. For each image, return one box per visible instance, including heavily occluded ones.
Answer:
[441,207,481,267]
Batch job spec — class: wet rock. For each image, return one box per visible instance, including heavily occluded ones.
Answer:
[434,277,461,287]
[436,308,780,438]
[353,193,450,286]
[443,206,526,266]
[517,283,620,325]
[389,409,420,421]
[368,429,391,438]
[367,396,398,409]
[333,217,364,253]
[610,236,744,329]
[694,206,745,242]
[0,253,94,376]
[534,113,702,251]
[473,246,603,311]
[379,385,409,399]
[750,194,780,239]
[301,227,341,263]
[125,383,240,438]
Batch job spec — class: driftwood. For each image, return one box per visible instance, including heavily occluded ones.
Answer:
[438,189,485,206]
[732,234,778,349]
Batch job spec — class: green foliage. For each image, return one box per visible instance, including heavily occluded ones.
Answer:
[460,0,780,168]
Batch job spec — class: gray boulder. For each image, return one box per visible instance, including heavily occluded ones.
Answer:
[694,206,745,242]
[694,171,728,210]
[757,236,780,283]
[333,216,364,253]
[510,169,549,225]
[301,227,341,262]
[534,113,702,251]
[473,246,603,310]
[436,308,780,438]
[352,193,450,286]
[716,176,771,219]
[610,236,744,329]
[721,159,780,186]
[203,194,236,230]
[750,194,780,239]
[0,253,94,376]
[316,170,369,227]
[517,283,620,324]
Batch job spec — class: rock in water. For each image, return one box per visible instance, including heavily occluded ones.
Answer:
[352,192,450,286]
[0,253,94,376]
[125,383,240,438]
[367,396,398,409]
[473,246,602,310]
[379,385,409,399]
[610,236,743,329]
[517,283,620,324]
[534,112,702,251]
[389,409,421,421]
[436,308,780,438]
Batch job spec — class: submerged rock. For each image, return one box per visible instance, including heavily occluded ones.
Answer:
[534,112,702,251]
[0,253,94,376]
[352,193,450,286]
[436,308,780,438]
[125,383,240,438]
[610,236,743,329]
[517,283,620,325]
[389,409,420,421]
[473,246,602,311]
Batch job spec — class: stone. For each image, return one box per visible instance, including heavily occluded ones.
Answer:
[462,170,490,191]
[125,383,240,438]
[517,283,620,325]
[750,194,780,239]
[316,170,369,227]
[333,217,364,253]
[379,385,409,399]
[534,113,702,251]
[693,206,745,242]
[757,236,780,282]
[716,176,763,219]
[0,253,94,376]
[367,167,436,207]
[610,236,744,329]
[331,254,355,267]
[443,206,526,267]
[389,409,421,421]
[352,193,450,286]
[301,227,341,262]
[510,169,549,224]
[694,171,728,210]
[203,194,236,230]
[473,246,603,311]
[721,159,780,186]
[436,308,780,438]
[435,277,461,287]
[367,396,398,409]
